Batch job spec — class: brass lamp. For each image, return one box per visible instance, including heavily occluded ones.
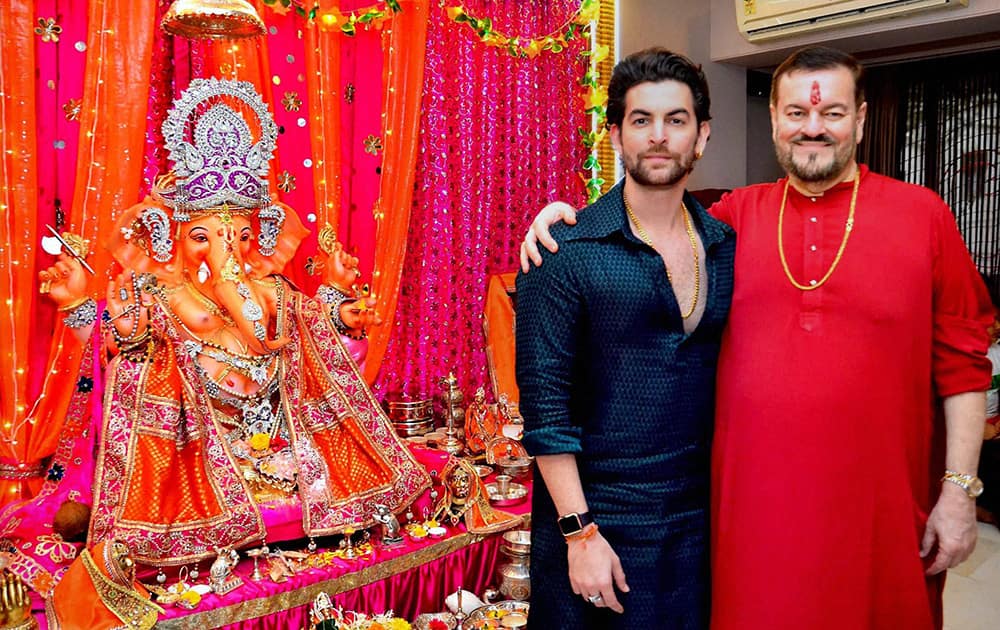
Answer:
[161,0,266,40]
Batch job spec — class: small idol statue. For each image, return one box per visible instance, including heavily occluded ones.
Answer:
[209,547,244,595]
[373,504,404,546]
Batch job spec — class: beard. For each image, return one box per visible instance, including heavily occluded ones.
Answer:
[774,133,855,182]
[621,145,696,187]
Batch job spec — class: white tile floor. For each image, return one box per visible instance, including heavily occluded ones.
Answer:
[943,522,1000,630]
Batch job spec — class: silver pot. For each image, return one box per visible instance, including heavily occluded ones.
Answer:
[497,530,531,601]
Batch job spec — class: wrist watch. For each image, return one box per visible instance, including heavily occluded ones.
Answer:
[557,511,594,537]
[942,470,985,499]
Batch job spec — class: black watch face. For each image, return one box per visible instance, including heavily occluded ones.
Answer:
[558,514,581,536]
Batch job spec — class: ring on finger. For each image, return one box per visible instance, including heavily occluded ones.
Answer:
[119,288,129,302]
[107,303,137,322]
[587,594,603,604]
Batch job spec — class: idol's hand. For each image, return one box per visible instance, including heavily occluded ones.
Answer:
[39,254,88,309]
[340,296,383,331]
[105,271,150,340]
[321,241,360,295]
[519,202,579,273]
[921,482,978,575]
[567,531,629,614]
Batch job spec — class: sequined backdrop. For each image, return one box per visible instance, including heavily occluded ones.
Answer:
[373,0,588,400]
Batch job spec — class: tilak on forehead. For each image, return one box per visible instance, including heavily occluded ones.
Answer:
[810,80,822,105]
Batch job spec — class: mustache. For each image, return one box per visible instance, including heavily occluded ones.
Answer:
[792,134,835,144]
[639,148,679,159]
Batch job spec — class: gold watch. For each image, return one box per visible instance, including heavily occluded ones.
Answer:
[942,470,984,499]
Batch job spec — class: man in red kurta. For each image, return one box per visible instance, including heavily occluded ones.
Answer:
[521,46,992,629]
[708,48,992,630]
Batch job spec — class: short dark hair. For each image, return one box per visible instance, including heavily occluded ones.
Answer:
[605,47,712,129]
[770,46,865,108]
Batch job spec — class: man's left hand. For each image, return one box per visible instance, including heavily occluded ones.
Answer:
[920,482,978,575]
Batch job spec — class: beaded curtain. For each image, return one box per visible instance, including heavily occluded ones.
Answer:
[373,0,588,400]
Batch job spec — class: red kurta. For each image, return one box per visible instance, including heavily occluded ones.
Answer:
[710,166,993,630]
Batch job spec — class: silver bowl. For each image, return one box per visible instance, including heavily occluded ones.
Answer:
[485,481,528,507]
[496,456,532,479]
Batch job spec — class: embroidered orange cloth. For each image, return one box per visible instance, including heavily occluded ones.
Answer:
[89,289,430,565]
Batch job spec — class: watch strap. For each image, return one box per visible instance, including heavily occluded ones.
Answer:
[557,511,594,537]
[942,470,984,499]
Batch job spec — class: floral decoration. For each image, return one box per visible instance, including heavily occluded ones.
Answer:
[345,83,356,104]
[363,135,383,156]
[46,463,65,482]
[34,17,63,43]
[76,376,93,393]
[34,534,77,564]
[282,91,302,112]
[278,170,297,193]
[444,1,595,59]
[63,98,82,122]
[310,602,412,630]
[261,0,403,34]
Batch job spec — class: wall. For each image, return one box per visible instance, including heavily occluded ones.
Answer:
[703,0,1000,184]
[618,1,748,191]
[710,0,1000,68]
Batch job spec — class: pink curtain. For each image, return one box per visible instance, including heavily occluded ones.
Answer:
[373,0,588,399]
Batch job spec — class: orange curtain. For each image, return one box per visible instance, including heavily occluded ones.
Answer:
[484,272,519,405]
[305,0,344,233]
[0,1,157,504]
[363,0,428,383]
[71,0,156,297]
[0,0,41,500]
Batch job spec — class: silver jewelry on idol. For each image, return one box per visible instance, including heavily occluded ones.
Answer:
[140,206,174,263]
[257,204,285,257]
[63,298,98,329]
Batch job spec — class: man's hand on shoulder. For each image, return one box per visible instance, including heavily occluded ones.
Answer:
[921,482,978,575]
[567,531,629,613]
[519,202,579,273]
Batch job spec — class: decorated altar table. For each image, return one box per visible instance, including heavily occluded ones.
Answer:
[29,446,532,629]
[156,519,524,630]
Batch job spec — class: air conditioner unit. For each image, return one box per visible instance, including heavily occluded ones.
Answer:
[736,0,969,42]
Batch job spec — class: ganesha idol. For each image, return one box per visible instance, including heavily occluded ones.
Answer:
[21,78,430,568]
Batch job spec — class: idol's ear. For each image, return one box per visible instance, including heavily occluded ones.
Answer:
[246,201,309,277]
[104,197,182,284]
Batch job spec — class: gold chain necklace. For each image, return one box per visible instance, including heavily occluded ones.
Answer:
[183,278,236,326]
[777,169,859,291]
[623,193,701,319]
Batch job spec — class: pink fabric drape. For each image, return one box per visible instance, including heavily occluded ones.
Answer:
[31,0,88,400]
[373,0,588,398]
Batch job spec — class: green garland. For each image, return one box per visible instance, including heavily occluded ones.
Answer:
[262,0,402,35]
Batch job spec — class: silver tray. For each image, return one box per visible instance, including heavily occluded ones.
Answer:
[485,481,528,506]
[465,600,529,627]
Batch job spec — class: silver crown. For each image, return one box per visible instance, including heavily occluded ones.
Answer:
[159,77,278,216]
